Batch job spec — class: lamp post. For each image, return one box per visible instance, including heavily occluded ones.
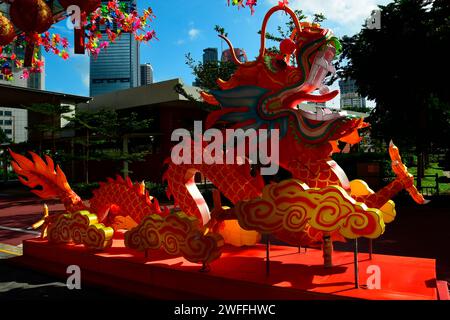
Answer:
[1,142,11,182]
[11,114,15,143]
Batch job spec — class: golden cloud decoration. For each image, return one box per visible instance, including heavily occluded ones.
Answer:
[125,212,224,264]
[47,210,114,250]
[235,179,385,239]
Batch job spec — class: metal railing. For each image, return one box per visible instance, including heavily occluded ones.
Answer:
[415,174,440,196]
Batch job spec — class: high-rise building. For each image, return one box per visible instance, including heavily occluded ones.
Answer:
[28,58,46,90]
[140,63,153,86]
[90,0,140,96]
[0,107,27,143]
[203,48,218,63]
[338,79,366,110]
[306,101,326,107]
[221,48,248,63]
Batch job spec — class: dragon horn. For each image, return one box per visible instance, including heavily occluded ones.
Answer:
[218,34,243,66]
[140,180,146,195]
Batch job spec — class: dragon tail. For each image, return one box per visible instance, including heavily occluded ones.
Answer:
[9,149,84,211]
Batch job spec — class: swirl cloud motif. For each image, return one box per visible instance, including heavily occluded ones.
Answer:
[47,210,114,250]
[125,212,224,264]
[235,179,385,239]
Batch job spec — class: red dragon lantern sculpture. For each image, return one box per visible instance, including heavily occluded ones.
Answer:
[10,3,426,271]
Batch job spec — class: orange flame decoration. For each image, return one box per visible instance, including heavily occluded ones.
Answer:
[125,212,224,264]
[235,179,385,239]
[9,149,82,207]
[47,210,114,250]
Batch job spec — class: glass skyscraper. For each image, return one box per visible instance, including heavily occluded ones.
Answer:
[89,0,140,96]
[202,48,218,63]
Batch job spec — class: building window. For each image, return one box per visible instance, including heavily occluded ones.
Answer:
[0,120,3,125]
[4,120,12,126]
[4,129,12,134]
[0,111,3,116]
[4,111,12,116]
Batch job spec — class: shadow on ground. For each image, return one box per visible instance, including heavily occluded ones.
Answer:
[334,200,450,283]
[0,258,132,300]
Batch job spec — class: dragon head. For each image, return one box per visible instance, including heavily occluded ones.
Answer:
[201,4,365,156]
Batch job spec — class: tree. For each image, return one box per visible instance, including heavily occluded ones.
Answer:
[185,53,236,92]
[26,103,73,155]
[65,109,153,183]
[338,0,450,186]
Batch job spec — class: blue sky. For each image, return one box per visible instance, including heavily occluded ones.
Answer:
[43,0,391,107]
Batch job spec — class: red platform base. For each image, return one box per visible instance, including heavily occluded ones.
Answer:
[15,236,440,300]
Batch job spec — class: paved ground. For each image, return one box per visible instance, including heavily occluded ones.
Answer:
[0,186,131,299]
[0,246,129,300]
[0,186,449,299]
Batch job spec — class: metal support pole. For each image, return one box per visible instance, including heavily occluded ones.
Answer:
[200,262,210,273]
[123,135,129,178]
[2,148,8,183]
[354,238,359,289]
[435,173,439,196]
[266,234,270,276]
[369,239,373,260]
[323,233,333,268]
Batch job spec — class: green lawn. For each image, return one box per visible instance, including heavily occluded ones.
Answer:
[408,163,450,194]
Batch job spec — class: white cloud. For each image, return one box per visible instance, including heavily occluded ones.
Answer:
[82,73,89,88]
[188,28,200,40]
[174,26,200,45]
[267,0,390,33]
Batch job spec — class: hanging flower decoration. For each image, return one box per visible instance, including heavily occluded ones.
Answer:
[0,36,48,81]
[84,1,156,57]
[0,0,156,82]
[228,0,258,15]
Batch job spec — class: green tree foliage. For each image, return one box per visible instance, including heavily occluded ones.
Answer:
[26,103,73,154]
[65,109,153,183]
[338,0,450,181]
[176,25,237,111]
[341,106,373,114]
[185,52,236,91]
